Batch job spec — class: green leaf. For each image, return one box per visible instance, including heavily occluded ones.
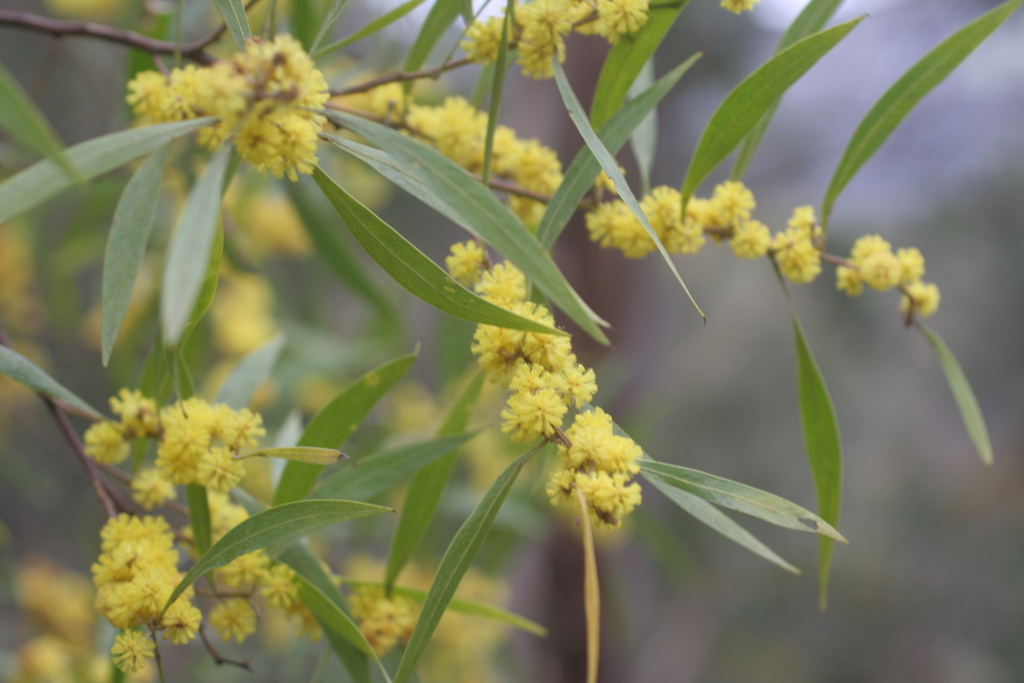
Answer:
[273,352,417,505]
[164,500,390,610]
[313,431,480,501]
[0,61,78,181]
[341,577,547,636]
[680,17,862,203]
[313,0,429,57]
[212,0,252,50]
[384,371,485,591]
[790,308,843,609]
[404,0,462,72]
[237,447,345,465]
[536,54,700,250]
[0,346,102,419]
[577,487,600,683]
[393,445,540,683]
[101,145,170,366]
[589,0,690,129]
[322,110,610,344]
[0,118,215,224]
[181,222,223,341]
[918,324,993,465]
[285,176,393,318]
[185,483,217,591]
[311,166,562,335]
[160,145,231,346]
[458,0,473,24]
[309,0,352,53]
[627,58,657,197]
[481,1,512,184]
[470,60,497,107]
[821,0,1022,230]
[552,60,703,320]
[215,332,287,410]
[731,0,844,180]
[638,461,847,543]
[290,0,318,50]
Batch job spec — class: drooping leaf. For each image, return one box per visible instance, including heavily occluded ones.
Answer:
[309,0,352,53]
[237,447,345,465]
[589,0,690,129]
[290,0,318,50]
[577,487,600,683]
[273,352,417,505]
[536,53,700,250]
[638,461,847,543]
[164,500,390,610]
[918,324,993,465]
[732,0,844,180]
[385,371,485,591]
[212,0,252,50]
[160,144,231,346]
[313,432,480,501]
[0,118,215,224]
[552,60,703,320]
[101,145,170,366]
[0,346,102,419]
[790,307,843,609]
[311,166,563,335]
[313,0,429,57]
[393,445,540,683]
[481,0,512,184]
[214,332,287,409]
[627,58,657,196]
[404,0,462,72]
[320,110,611,344]
[680,18,862,203]
[821,0,1022,230]
[0,61,78,181]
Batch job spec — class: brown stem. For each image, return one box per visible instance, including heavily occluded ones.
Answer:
[328,57,472,97]
[199,624,252,671]
[96,462,190,516]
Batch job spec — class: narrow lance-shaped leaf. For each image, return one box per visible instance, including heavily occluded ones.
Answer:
[481,0,512,184]
[577,487,600,683]
[309,0,352,54]
[314,0,429,57]
[789,305,843,610]
[101,145,170,366]
[404,0,462,72]
[638,461,847,543]
[212,0,252,50]
[732,0,844,180]
[0,118,215,224]
[273,352,417,505]
[160,144,232,345]
[552,60,704,320]
[918,324,993,465]
[311,166,562,335]
[236,447,345,465]
[627,58,657,197]
[589,0,691,129]
[385,371,485,591]
[0,346,102,419]
[821,0,1023,231]
[313,432,480,501]
[164,500,390,610]
[393,445,541,683]
[680,17,862,204]
[290,0,317,50]
[320,109,611,345]
[536,53,701,250]
[186,485,213,558]
[215,332,287,409]
[0,61,79,181]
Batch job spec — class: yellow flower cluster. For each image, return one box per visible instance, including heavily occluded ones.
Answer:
[349,585,419,656]
[462,0,651,79]
[125,35,329,180]
[837,235,940,318]
[83,390,265,495]
[721,0,761,13]
[451,249,642,528]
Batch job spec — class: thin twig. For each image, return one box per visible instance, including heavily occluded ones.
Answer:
[199,624,253,671]
[328,57,472,96]
[96,461,190,516]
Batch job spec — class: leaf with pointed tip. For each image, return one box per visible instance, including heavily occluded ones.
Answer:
[215,333,287,409]
[274,352,417,505]
[160,144,231,345]
[311,167,562,335]
[385,371,485,590]
[393,445,540,683]
[309,0,352,54]
[404,0,461,71]
[101,145,170,366]
[320,110,610,344]
[680,18,862,203]
[0,346,102,419]
[589,0,690,129]
[919,324,993,465]
[212,0,252,50]
[627,58,657,196]
[536,54,700,250]
[553,60,703,320]
[821,0,1022,230]
[313,0,429,57]
[0,118,215,224]
[0,61,78,181]
[164,500,390,610]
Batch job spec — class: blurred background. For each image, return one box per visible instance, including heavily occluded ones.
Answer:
[1,0,1023,681]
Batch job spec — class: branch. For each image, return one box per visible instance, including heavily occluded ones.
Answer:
[328,57,472,97]
[199,624,252,671]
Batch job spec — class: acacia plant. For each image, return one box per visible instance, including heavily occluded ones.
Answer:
[0,0,1015,681]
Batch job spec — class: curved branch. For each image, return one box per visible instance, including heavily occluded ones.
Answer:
[328,57,472,97]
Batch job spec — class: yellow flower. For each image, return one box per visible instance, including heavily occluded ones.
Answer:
[474,261,527,306]
[772,229,821,283]
[196,446,246,492]
[349,585,419,657]
[446,241,488,287]
[574,470,642,530]
[639,186,683,244]
[210,598,257,643]
[110,388,159,437]
[859,250,902,291]
[558,363,598,408]
[730,219,771,259]
[787,205,820,242]
[125,71,174,124]
[260,564,299,608]
[850,234,892,263]
[500,387,568,443]
[897,247,925,284]
[836,265,863,296]
[516,0,574,79]
[461,15,505,63]
[83,421,129,464]
[218,550,270,588]
[900,281,941,319]
[597,0,649,43]
[162,599,202,645]
[130,469,177,510]
[585,200,654,258]
[721,0,761,13]
[110,630,154,674]
[712,180,756,224]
